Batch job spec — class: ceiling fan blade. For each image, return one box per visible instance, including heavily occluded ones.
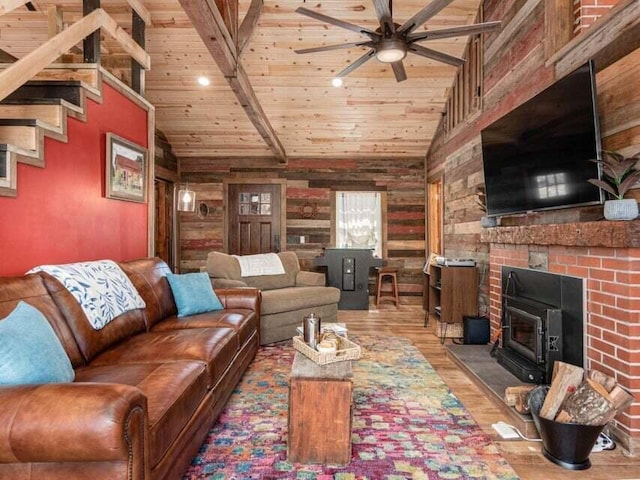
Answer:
[407,21,502,42]
[391,61,407,82]
[372,0,395,33]
[296,7,379,38]
[295,41,374,54]
[408,44,464,67]
[335,49,376,78]
[398,0,455,35]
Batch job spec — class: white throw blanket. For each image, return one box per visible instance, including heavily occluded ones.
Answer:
[233,253,285,277]
[28,260,146,330]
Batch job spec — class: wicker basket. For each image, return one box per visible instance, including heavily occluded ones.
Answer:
[293,335,361,365]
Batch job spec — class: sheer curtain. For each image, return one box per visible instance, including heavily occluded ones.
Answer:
[336,192,382,257]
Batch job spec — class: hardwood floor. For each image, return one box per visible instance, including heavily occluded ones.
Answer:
[338,304,639,480]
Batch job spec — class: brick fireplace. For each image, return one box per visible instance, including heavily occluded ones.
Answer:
[481,221,640,454]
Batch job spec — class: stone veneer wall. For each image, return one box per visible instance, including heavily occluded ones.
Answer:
[483,222,640,453]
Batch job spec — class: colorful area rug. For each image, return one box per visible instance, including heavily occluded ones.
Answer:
[184,335,519,479]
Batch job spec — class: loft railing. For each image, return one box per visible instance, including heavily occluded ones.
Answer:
[0,0,151,101]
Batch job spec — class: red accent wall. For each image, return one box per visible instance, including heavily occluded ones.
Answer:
[0,83,149,275]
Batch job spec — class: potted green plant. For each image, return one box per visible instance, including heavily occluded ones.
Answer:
[475,186,497,227]
[588,150,640,221]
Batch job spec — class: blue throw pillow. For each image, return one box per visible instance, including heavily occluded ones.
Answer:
[166,272,224,318]
[0,301,75,385]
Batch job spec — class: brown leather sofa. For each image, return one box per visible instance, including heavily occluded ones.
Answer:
[0,257,260,480]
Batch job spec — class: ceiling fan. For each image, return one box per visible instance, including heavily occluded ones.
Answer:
[294,0,501,82]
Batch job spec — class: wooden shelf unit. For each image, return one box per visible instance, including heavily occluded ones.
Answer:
[426,264,478,326]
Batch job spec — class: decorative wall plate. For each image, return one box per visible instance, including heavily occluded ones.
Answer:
[300,202,317,219]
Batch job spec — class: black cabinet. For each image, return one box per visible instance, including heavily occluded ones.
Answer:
[315,248,382,310]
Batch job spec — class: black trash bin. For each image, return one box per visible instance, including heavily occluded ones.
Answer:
[528,385,605,470]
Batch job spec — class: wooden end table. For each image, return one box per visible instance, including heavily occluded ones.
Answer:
[287,352,353,465]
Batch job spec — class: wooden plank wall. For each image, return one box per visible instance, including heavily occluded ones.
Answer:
[178,157,426,304]
[426,0,639,315]
[155,129,178,174]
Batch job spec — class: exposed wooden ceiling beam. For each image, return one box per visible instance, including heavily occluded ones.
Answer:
[178,0,286,162]
[238,0,263,54]
[215,0,238,42]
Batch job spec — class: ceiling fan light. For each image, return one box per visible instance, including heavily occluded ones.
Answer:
[375,39,407,63]
[331,77,343,87]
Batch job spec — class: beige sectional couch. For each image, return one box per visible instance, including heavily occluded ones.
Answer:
[206,251,340,345]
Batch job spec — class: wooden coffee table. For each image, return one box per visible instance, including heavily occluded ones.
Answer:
[287,352,353,465]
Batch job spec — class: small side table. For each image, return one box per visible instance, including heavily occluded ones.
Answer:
[288,352,353,465]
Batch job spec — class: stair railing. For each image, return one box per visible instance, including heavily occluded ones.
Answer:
[0,0,30,16]
[0,7,150,102]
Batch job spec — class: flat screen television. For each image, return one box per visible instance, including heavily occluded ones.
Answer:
[481,61,603,217]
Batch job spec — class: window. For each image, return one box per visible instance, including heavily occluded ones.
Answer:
[333,191,384,258]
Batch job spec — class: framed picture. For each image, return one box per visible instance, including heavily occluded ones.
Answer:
[105,133,147,203]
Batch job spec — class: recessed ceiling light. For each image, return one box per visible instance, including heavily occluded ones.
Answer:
[331,77,343,87]
[197,76,211,86]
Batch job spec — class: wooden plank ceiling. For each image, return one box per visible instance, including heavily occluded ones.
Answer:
[1,0,484,160]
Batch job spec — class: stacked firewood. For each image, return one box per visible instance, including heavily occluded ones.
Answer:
[505,361,635,425]
[539,362,634,425]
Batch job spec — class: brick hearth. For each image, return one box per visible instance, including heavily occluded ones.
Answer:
[481,220,640,454]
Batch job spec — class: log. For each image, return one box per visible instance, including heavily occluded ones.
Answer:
[609,385,635,413]
[540,362,584,420]
[561,379,615,425]
[515,393,530,414]
[555,410,573,423]
[588,369,617,393]
[504,385,535,407]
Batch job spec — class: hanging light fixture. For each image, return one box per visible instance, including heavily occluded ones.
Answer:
[177,184,196,212]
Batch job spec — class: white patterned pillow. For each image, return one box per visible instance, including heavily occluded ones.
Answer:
[28,260,146,330]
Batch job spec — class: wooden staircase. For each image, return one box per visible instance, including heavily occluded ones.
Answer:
[0,67,102,197]
[0,1,151,199]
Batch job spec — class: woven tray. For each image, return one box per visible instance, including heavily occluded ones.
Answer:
[293,335,361,365]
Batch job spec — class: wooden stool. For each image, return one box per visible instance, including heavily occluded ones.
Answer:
[375,267,399,307]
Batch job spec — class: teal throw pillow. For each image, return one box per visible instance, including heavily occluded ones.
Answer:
[166,272,224,318]
[0,301,75,385]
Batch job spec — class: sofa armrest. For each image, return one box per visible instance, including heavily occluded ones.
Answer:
[215,287,261,313]
[212,278,249,289]
[296,271,327,287]
[0,382,148,472]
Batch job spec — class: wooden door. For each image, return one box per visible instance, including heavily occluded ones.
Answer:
[154,179,174,269]
[227,183,282,255]
[427,178,443,255]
